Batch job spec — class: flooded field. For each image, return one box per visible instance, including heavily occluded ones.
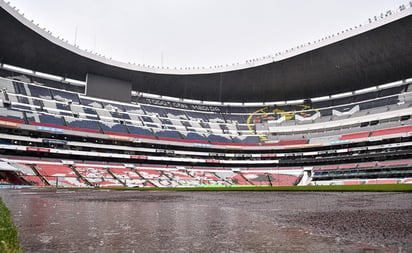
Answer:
[1,189,411,252]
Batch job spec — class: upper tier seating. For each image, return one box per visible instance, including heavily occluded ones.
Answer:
[0,107,25,123]
[208,134,233,144]
[126,125,155,138]
[50,89,80,103]
[64,117,101,132]
[14,81,52,99]
[99,121,129,134]
[26,112,66,126]
[0,75,411,147]
[155,130,183,140]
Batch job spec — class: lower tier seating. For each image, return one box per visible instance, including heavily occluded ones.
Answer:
[1,157,411,188]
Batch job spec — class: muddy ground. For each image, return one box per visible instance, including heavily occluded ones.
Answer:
[1,189,411,252]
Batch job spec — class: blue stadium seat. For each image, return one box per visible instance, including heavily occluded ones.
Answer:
[65,118,100,131]
[101,102,125,112]
[160,118,173,125]
[208,134,232,143]
[51,89,80,103]
[80,98,103,108]
[123,105,146,115]
[185,132,207,141]
[223,114,246,124]
[185,111,209,121]
[141,105,164,116]
[11,103,40,112]
[164,108,188,119]
[233,136,260,144]
[156,130,182,139]
[352,91,378,102]
[0,107,25,122]
[26,112,65,126]
[99,122,128,133]
[55,103,71,111]
[181,121,192,127]
[141,116,154,123]
[126,125,154,137]
[379,86,406,97]
[27,85,52,99]
[359,98,388,110]
[14,83,52,99]
[82,106,98,115]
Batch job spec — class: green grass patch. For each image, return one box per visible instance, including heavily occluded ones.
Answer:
[87,183,412,192]
[0,198,23,253]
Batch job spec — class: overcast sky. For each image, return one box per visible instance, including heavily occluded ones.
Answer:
[7,0,408,68]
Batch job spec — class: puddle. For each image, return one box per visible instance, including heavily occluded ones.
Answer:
[1,189,410,253]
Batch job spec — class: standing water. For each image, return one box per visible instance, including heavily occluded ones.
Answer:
[1,189,411,252]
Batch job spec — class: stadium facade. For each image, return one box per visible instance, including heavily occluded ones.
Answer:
[0,1,411,188]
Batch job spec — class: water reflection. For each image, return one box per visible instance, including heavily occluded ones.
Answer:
[1,189,395,253]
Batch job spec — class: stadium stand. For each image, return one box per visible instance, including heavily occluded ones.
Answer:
[0,1,411,188]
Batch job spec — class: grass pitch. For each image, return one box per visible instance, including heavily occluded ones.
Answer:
[0,198,23,253]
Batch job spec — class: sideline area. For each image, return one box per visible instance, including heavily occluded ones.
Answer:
[79,184,412,192]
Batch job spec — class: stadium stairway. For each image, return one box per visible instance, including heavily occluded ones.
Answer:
[31,164,51,186]
[70,165,93,187]
[214,172,233,186]
[107,168,127,187]
[160,170,175,184]
[1,171,26,185]
[133,169,158,188]
[237,172,255,186]
[266,173,274,187]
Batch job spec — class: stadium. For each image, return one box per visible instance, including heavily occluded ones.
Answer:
[0,1,411,252]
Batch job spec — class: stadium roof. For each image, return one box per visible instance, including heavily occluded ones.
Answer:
[0,1,412,102]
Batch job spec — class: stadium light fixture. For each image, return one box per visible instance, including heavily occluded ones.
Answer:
[2,64,33,75]
[311,95,330,102]
[64,78,86,86]
[244,102,265,107]
[274,101,286,106]
[331,92,352,99]
[161,95,179,102]
[223,102,243,106]
[354,86,377,94]
[286,99,304,105]
[35,71,63,81]
[182,98,202,104]
[205,101,223,106]
[142,93,161,99]
[378,80,403,89]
